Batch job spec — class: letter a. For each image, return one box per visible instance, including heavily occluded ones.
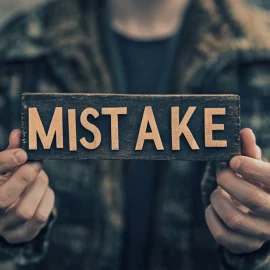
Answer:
[135,106,164,151]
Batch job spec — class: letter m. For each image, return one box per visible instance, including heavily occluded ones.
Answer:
[28,107,63,150]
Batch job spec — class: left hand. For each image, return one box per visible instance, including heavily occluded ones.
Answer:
[206,128,270,254]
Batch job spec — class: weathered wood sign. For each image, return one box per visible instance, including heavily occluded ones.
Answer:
[21,93,240,161]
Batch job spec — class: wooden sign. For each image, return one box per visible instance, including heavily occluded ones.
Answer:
[21,93,240,161]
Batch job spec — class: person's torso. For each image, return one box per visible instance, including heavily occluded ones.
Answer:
[1,0,270,269]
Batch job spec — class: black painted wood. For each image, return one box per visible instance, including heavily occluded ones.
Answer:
[21,93,240,161]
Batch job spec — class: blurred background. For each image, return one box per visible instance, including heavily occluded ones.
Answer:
[248,0,270,9]
[0,0,50,27]
[0,0,269,270]
[0,0,270,29]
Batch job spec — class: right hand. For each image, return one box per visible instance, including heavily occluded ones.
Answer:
[0,129,55,244]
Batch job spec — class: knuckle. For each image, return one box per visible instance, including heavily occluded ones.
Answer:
[247,241,264,252]
[11,154,19,166]
[19,170,34,185]
[217,171,230,186]
[255,241,264,250]
[34,212,48,225]
[205,205,211,219]
[205,205,215,222]
[46,188,55,205]
[48,188,55,201]
[214,232,226,245]
[259,228,270,241]
[226,246,243,254]
[2,231,24,244]
[37,171,49,187]
[210,189,220,204]
[15,207,34,222]
[257,162,270,180]
[24,230,39,242]
[247,191,266,212]
[41,172,49,186]
[29,162,42,173]
[0,194,10,212]
[4,228,39,244]
[224,214,243,231]
[2,234,17,244]
[224,242,247,255]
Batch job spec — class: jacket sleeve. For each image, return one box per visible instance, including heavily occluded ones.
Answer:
[0,61,57,265]
[202,161,270,270]
[0,209,56,265]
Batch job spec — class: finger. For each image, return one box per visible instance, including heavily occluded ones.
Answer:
[0,149,28,175]
[217,168,270,216]
[230,156,270,188]
[0,171,16,185]
[29,187,55,228]
[0,162,43,211]
[211,188,270,241]
[18,188,55,242]
[7,130,21,150]
[3,171,49,229]
[240,128,261,160]
[205,205,263,254]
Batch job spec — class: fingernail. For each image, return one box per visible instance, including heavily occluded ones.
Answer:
[230,157,241,170]
[14,151,27,164]
[30,162,42,172]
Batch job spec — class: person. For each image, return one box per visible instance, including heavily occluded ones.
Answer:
[0,0,270,269]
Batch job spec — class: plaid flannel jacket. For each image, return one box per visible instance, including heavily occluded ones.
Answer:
[0,0,270,269]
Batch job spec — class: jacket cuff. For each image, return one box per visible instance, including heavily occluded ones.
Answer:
[219,242,270,270]
[0,208,56,265]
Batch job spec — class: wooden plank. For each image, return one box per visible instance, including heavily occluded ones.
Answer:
[21,93,240,161]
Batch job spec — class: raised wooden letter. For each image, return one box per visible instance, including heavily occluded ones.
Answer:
[68,109,77,151]
[135,106,164,151]
[29,107,63,150]
[80,108,101,150]
[171,107,199,150]
[205,108,227,147]
[101,107,127,150]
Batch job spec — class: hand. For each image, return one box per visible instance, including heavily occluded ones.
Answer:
[0,129,55,244]
[206,128,270,254]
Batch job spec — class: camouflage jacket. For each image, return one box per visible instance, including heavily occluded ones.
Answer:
[1,0,270,269]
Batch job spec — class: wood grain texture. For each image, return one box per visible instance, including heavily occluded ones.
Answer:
[21,93,240,161]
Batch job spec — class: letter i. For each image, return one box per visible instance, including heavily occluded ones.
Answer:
[68,109,78,151]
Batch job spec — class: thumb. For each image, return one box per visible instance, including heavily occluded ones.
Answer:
[240,128,261,160]
[7,129,22,150]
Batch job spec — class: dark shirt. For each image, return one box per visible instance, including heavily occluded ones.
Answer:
[112,31,178,270]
